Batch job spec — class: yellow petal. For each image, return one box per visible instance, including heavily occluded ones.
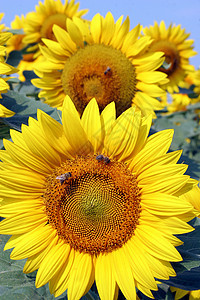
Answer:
[90,13,102,43]
[135,225,182,261]
[0,211,47,234]
[100,12,115,45]
[36,242,71,288]
[49,249,75,296]
[95,253,117,300]
[0,104,15,118]
[3,139,52,175]
[110,247,136,300]
[141,193,193,216]
[21,123,61,167]
[37,109,73,159]
[67,18,83,48]
[104,106,140,160]
[124,239,157,290]
[100,102,116,137]
[67,252,94,300]
[23,235,59,273]
[10,224,56,260]
[62,99,93,155]
[81,98,102,152]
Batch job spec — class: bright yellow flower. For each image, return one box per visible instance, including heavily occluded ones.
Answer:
[23,0,88,57]
[0,30,18,117]
[6,15,44,82]
[32,12,168,117]
[143,21,197,94]
[165,70,200,113]
[0,97,197,299]
[167,93,191,113]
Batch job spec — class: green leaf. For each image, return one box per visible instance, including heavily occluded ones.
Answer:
[161,219,200,291]
[0,121,11,149]
[7,51,22,68]
[7,29,24,35]
[1,90,61,131]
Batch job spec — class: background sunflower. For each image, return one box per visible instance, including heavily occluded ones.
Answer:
[142,21,197,94]
[32,12,168,117]
[22,0,88,58]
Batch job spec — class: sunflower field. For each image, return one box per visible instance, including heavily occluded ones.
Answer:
[0,0,200,299]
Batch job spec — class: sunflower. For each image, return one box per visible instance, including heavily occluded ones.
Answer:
[22,0,88,58]
[142,21,197,94]
[167,93,191,113]
[171,287,200,300]
[165,70,200,113]
[0,96,197,299]
[0,31,18,117]
[32,12,169,117]
[6,15,44,82]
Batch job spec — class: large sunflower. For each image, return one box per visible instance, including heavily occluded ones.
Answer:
[0,96,197,299]
[0,30,18,117]
[32,12,168,117]
[142,21,197,94]
[23,0,88,57]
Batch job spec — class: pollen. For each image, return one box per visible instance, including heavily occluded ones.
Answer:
[61,44,137,116]
[43,154,141,255]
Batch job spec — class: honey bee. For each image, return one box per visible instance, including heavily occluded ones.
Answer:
[104,66,112,77]
[56,172,72,185]
[96,154,110,164]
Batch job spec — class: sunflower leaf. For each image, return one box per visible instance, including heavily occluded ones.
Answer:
[6,50,22,68]
[0,121,11,149]
[0,90,61,130]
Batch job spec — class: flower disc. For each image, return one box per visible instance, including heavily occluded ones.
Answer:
[61,44,136,115]
[44,155,141,254]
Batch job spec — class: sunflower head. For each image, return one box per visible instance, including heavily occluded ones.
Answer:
[143,21,197,94]
[32,12,169,117]
[22,0,88,56]
[0,96,197,299]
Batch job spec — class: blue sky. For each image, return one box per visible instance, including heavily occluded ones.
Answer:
[1,0,200,68]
